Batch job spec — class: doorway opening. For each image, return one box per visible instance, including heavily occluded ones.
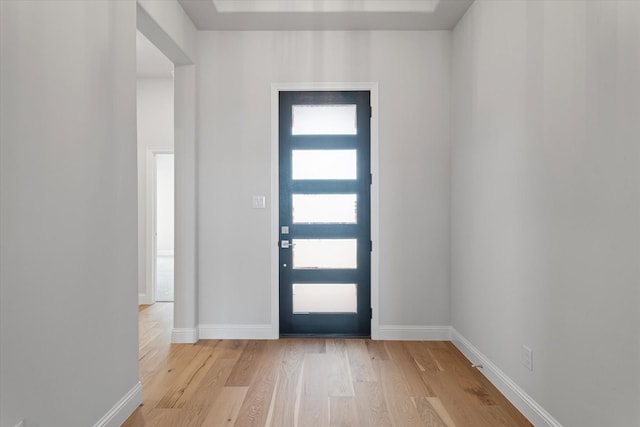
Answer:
[136,29,175,308]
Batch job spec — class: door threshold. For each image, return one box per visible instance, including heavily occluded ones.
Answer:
[280,334,371,339]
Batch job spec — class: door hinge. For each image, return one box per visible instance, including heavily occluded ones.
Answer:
[370,307,373,319]
[370,173,373,185]
[370,105,373,118]
[370,240,373,252]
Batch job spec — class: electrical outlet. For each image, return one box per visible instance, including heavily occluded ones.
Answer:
[522,345,533,371]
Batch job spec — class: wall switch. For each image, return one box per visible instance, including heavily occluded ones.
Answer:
[522,345,533,371]
[252,195,266,209]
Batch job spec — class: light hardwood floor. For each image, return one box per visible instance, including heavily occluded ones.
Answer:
[123,303,532,426]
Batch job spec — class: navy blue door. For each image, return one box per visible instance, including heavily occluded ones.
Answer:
[279,91,371,336]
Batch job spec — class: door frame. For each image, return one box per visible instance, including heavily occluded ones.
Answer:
[270,82,380,339]
[145,148,175,304]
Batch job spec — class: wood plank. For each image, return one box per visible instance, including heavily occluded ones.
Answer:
[302,338,327,354]
[216,339,249,359]
[179,357,238,427]
[326,352,355,397]
[421,371,493,427]
[384,341,435,397]
[137,343,203,415]
[268,340,305,427]
[298,353,330,427]
[325,338,346,355]
[234,340,284,426]
[480,404,533,427]
[172,340,222,408]
[455,373,498,407]
[325,338,355,396]
[225,340,266,386]
[141,408,186,427]
[428,347,465,373]
[346,339,377,382]
[139,326,164,357]
[353,381,393,427]
[200,386,248,426]
[375,360,422,426]
[365,340,390,361]
[412,396,447,427]
[405,341,444,373]
[329,397,360,427]
[426,397,457,427]
[171,340,244,409]
[156,342,218,408]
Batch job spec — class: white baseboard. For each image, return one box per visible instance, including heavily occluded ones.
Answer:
[93,381,142,427]
[375,325,451,341]
[451,329,562,427]
[171,327,199,343]
[198,324,277,339]
[138,293,153,305]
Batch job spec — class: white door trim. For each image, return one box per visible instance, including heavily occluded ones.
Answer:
[270,82,380,339]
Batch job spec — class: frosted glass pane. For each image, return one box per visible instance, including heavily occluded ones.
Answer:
[292,194,357,224]
[292,150,356,180]
[292,104,357,135]
[293,284,357,313]
[292,239,357,269]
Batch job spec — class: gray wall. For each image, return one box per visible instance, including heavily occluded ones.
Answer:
[0,1,139,426]
[196,31,451,327]
[451,1,640,426]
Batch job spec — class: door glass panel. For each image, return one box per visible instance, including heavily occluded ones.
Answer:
[292,150,356,180]
[292,104,357,135]
[292,194,357,224]
[292,239,357,269]
[293,284,357,313]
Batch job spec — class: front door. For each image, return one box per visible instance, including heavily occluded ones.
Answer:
[279,91,371,337]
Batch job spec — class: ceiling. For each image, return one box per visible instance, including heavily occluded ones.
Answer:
[177,0,474,31]
[137,1,474,77]
[136,31,174,78]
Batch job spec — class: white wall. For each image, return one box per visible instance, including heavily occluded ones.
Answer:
[0,1,140,426]
[173,64,199,340]
[137,78,174,299]
[451,1,640,426]
[197,31,451,328]
[137,78,174,149]
[137,0,197,65]
[156,154,175,254]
